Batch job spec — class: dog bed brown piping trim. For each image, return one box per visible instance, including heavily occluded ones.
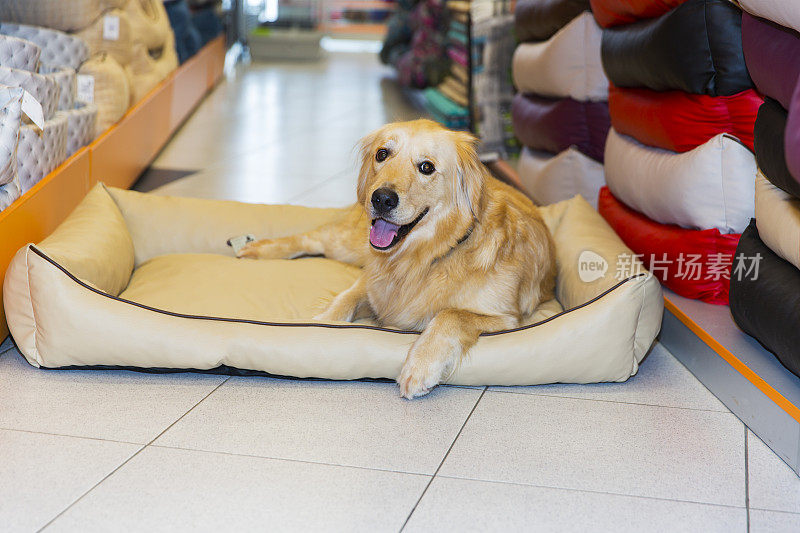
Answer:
[29,245,648,336]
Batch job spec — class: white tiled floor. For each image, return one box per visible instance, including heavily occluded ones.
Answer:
[1,51,799,532]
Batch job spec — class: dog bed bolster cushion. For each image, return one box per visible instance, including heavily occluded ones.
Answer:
[598,187,740,304]
[742,12,800,112]
[512,93,610,162]
[739,0,800,34]
[608,85,760,152]
[589,0,687,28]
[754,99,800,199]
[755,172,800,271]
[514,0,590,42]
[512,12,608,102]
[3,184,663,385]
[517,146,605,208]
[0,24,89,72]
[601,0,751,96]
[729,220,800,378]
[0,34,41,71]
[604,128,756,234]
[0,0,127,33]
[17,113,68,194]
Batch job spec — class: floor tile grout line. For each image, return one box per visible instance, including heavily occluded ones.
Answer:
[0,427,143,446]
[748,507,800,516]
[147,443,433,478]
[745,427,751,533]
[37,377,232,532]
[433,473,751,512]
[486,387,731,414]
[399,387,487,532]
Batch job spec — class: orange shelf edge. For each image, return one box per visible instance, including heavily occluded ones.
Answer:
[0,36,226,339]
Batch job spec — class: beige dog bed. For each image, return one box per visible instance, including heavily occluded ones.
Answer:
[3,184,663,385]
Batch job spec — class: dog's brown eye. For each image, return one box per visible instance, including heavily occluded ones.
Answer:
[418,161,435,175]
[376,148,389,162]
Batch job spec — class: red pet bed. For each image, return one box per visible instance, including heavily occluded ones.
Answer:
[590,0,687,28]
[598,187,740,304]
[608,85,761,152]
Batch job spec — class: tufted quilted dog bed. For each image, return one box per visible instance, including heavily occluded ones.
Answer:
[0,24,89,72]
[74,9,134,67]
[608,85,761,152]
[729,220,800,378]
[741,12,800,112]
[0,179,21,212]
[0,66,60,120]
[38,64,76,111]
[511,93,610,162]
[0,88,24,190]
[754,98,799,199]
[17,113,68,194]
[517,146,605,208]
[589,0,686,28]
[598,187,740,304]
[0,0,127,34]
[3,184,663,385]
[63,101,98,157]
[512,12,607,102]
[514,0,589,42]
[78,53,130,138]
[739,0,800,34]
[0,34,41,71]
[601,0,751,96]
[604,129,756,234]
[754,172,800,271]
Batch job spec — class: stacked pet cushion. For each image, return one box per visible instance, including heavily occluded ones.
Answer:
[0,66,60,120]
[0,0,127,33]
[17,114,68,194]
[730,3,800,377]
[0,24,90,70]
[0,35,41,71]
[79,53,130,137]
[594,0,757,304]
[513,6,610,208]
[600,0,751,96]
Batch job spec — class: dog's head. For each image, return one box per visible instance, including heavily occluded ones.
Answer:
[355,119,485,253]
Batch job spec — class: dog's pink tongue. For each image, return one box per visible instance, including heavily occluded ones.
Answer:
[370,219,400,248]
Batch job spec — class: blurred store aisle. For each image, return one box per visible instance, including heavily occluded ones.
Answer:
[136,51,422,207]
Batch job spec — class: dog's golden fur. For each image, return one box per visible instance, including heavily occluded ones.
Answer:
[238,119,556,398]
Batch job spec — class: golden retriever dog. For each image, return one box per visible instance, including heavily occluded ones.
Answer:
[238,119,556,398]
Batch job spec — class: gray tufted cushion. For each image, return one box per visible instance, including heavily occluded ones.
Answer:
[0,66,60,120]
[0,24,89,71]
[0,177,21,211]
[0,0,128,33]
[0,34,41,71]
[63,100,98,157]
[0,86,23,187]
[78,53,129,138]
[17,112,68,194]
[74,9,134,67]
[38,64,76,111]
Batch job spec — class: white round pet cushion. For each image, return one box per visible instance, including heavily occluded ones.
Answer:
[0,24,90,71]
[755,171,800,270]
[0,34,41,71]
[517,146,605,208]
[604,128,756,234]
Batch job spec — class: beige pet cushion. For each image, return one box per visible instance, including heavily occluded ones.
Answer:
[0,0,128,34]
[63,100,98,157]
[755,171,800,270]
[152,32,179,80]
[124,44,164,106]
[123,0,171,52]
[0,87,24,188]
[78,53,130,137]
[0,34,41,71]
[38,64,76,111]
[0,66,60,120]
[17,112,68,194]
[0,24,90,71]
[4,185,663,385]
[73,9,134,67]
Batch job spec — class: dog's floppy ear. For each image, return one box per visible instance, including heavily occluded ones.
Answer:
[452,130,485,220]
[355,129,379,205]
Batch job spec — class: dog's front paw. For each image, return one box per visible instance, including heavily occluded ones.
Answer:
[397,355,444,399]
[236,241,263,259]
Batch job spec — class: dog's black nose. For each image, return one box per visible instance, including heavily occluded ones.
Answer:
[371,188,399,214]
